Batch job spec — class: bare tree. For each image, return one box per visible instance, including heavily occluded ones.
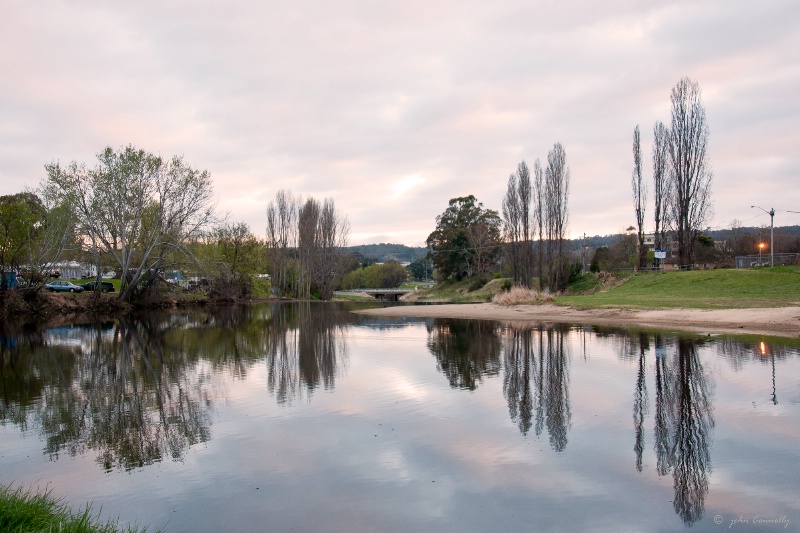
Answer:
[517,161,533,287]
[652,120,670,255]
[533,159,544,290]
[668,77,713,267]
[502,172,521,282]
[631,125,648,269]
[544,143,570,291]
[297,198,320,300]
[502,160,533,287]
[266,190,299,297]
[314,198,350,300]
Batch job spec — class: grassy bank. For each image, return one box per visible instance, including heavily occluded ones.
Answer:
[558,266,800,309]
[0,484,152,533]
[402,267,800,310]
[403,278,512,303]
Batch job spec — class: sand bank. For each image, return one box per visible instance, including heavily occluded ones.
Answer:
[355,303,800,338]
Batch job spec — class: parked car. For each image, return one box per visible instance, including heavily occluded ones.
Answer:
[80,280,116,293]
[45,280,84,293]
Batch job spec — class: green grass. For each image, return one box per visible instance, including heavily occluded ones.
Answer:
[0,484,154,533]
[558,266,800,309]
[333,292,376,302]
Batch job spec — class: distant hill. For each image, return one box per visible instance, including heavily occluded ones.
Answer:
[347,226,799,263]
[345,243,427,264]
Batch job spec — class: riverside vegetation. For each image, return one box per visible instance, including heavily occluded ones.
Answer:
[0,484,153,533]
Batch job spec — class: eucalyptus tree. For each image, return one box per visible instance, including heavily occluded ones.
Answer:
[45,145,215,302]
[427,195,502,281]
[667,77,712,266]
[631,125,648,269]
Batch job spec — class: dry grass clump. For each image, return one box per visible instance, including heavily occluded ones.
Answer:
[492,286,554,306]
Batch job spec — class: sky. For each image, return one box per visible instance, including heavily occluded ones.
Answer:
[2,0,799,246]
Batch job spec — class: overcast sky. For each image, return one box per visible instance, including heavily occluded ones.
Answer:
[2,0,798,246]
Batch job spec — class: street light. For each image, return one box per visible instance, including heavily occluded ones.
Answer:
[758,242,765,264]
[751,206,774,267]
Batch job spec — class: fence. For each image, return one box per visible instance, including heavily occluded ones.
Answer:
[735,253,799,268]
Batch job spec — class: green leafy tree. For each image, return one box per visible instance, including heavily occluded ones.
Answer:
[407,256,432,281]
[341,261,408,289]
[426,195,502,281]
[0,193,46,282]
[44,145,215,302]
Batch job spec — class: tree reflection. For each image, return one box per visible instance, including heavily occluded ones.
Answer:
[653,337,714,526]
[632,333,649,472]
[264,302,348,404]
[426,319,501,390]
[0,303,355,469]
[501,324,571,451]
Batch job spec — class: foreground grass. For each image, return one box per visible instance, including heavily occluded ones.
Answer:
[0,484,153,533]
[558,266,800,309]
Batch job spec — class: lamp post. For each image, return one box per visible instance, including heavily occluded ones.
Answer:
[751,206,774,267]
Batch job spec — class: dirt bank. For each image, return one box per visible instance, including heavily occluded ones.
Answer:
[355,303,800,338]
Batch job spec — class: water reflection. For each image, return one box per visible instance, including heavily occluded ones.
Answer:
[1,305,797,530]
[263,303,349,403]
[0,303,356,469]
[653,337,715,526]
[425,320,501,390]
[633,333,649,473]
[500,324,571,451]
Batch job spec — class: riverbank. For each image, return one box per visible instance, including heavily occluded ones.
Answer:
[355,303,800,338]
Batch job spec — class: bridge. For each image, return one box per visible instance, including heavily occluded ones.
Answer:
[338,289,412,302]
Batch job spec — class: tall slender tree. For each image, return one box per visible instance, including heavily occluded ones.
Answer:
[502,160,534,287]
[544,143,570,291]
[533,159,544,290]
[502,172,521,282]
[652,120,670,256]
[517,161,533,287]
[631,125,648,269]
[266,189,299,297]
[668,77,712,267]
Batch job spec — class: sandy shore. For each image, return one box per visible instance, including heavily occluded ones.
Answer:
[355,303,800,338]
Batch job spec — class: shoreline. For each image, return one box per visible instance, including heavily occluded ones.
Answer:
[354,303,800,338]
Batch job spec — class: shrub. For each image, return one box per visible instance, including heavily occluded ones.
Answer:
[468,276,488,292]
[492,286,554,306]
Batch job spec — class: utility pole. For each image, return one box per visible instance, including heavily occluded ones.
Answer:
[751,206,775,267]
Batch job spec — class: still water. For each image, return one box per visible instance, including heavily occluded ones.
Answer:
[1,302,799,532]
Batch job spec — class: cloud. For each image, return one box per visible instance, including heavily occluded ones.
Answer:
[2,0,799,245]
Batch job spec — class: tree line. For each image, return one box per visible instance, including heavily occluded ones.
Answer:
[425,142,573,292]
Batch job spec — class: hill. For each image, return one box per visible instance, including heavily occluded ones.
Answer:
[345,243,427,264]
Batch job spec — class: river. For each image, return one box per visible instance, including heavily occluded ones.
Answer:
[1,302,798,532]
